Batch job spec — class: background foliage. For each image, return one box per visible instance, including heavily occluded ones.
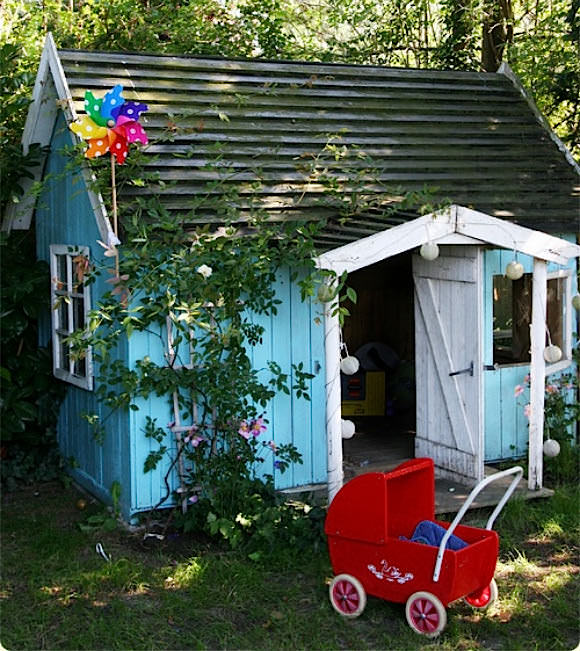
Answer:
[0,231,65,488]
[1,0,578,179]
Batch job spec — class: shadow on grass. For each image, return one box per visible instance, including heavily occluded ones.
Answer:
[1,482,578,650]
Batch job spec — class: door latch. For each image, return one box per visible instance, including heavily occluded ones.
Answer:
[484,363,499,371]
[449,361,474,377]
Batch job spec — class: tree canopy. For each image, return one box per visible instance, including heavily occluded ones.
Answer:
[1,0,578,214]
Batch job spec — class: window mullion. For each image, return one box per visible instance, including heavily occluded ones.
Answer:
[66,254,75,375]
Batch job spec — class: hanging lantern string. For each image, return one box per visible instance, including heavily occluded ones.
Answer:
[339,328,349,359]
[545,323,552,346]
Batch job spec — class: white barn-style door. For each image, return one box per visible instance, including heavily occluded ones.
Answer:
[413,246,484,484]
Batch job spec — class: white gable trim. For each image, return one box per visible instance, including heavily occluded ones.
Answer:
[3,34,114,245]
[317,205,580,274]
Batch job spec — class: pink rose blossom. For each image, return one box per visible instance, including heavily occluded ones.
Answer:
[250,417,267,438]
[514,385,524,397]
[238,420,251,439]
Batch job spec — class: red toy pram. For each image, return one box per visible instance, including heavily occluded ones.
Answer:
[325,458,522,637]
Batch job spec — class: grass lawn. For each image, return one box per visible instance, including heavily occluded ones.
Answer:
[1,480,578,650]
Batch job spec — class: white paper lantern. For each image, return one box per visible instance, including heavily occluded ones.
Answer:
[340,355,360,375]
[341,419,356,439]
[572,294,580,311]
[420,242,439,261]
[543,439,560,458]
[505,260,524,280]
[317,283,335,303]
[543,344,562,364]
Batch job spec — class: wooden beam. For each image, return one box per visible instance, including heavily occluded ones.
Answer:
[529,258,547,490]
[324,303,343,502]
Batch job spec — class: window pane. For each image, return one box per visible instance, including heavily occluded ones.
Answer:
[57,298,69,331]
[73,296,85,331]
[56,255,67,288]
[59,338,70,371]
[547,278,564,350]
[493,273,532,364]
[73,355,87,378]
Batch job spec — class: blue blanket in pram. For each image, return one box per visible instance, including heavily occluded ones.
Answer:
[402,520,468,551]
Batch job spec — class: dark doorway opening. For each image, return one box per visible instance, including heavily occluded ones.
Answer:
[340,253,416,477]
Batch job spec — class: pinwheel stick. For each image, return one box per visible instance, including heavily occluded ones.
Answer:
[110,152,120,276]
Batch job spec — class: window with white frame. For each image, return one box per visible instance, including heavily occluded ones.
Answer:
[492,268,573,372]
[50,245,93,390]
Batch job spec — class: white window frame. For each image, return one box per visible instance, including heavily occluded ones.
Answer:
[492,267,573,374]
[545,268,573,376]
[50,245,93,390]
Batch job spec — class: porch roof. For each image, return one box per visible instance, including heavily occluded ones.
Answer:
[6,36,580,245]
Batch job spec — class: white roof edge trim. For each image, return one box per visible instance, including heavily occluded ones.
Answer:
[455,206,580,264]
[316,204,580,273]
[3,34,114,243]
[498,62,580,176]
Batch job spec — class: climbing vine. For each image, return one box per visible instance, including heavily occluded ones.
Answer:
[62,119,436,546]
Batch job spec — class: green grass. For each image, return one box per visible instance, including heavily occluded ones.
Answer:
[1,482,579,650]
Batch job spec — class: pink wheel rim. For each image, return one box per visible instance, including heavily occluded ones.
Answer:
[465,584,491,608]
[332,579,361,614]
[409,596,441,634]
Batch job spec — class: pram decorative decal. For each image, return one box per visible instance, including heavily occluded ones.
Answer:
[368,560,414,584]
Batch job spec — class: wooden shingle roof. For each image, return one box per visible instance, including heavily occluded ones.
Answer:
[50,48,580,245]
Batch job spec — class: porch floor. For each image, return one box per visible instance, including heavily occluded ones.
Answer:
[342,421,553,516]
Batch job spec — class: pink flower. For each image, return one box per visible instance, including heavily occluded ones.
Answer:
[190,435,205,447]
[267,440,277,452]
[238,420,251,440]
[523,403,531,419]
[188,495,199,504]
[546,384,559,395]
[524,374,530,384]
[250,417,267,438]
[514,385,524,397]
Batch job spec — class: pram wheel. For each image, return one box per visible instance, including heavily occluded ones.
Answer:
[464,578,498,610]
[405,591,447,637]
[329,574,367,618]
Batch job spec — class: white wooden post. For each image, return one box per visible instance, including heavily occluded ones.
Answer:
[324,302,344,502]
[529,258,547,490]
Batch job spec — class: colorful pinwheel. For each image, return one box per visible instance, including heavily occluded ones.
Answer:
[70,84,148,164]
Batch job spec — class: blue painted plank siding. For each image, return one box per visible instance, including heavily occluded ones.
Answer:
[259,269,327,489]
[484,243,578,461]
[125,269,328,517]
[35,114,133,517]
[35,115,327,519]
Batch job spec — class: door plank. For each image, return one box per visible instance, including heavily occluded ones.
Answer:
[414,277,476,455]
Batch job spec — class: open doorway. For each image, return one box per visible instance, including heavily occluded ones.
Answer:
[340,252,416,477]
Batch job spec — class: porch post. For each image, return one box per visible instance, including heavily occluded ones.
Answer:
[528,258,547,490]
[324,304,343,502]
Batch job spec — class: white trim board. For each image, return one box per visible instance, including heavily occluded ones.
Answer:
[3,34,114,244]
[317,205,580,274]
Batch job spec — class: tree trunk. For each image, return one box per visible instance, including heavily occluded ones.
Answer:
[481,0,514,71]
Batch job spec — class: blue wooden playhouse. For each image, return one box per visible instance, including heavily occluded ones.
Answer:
[5,35,579,520]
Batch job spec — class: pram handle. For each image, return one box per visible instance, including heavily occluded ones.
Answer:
[433,465,523,582]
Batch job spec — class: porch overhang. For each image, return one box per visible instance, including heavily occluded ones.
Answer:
[317,205,580,273]
[318,205,580,502]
